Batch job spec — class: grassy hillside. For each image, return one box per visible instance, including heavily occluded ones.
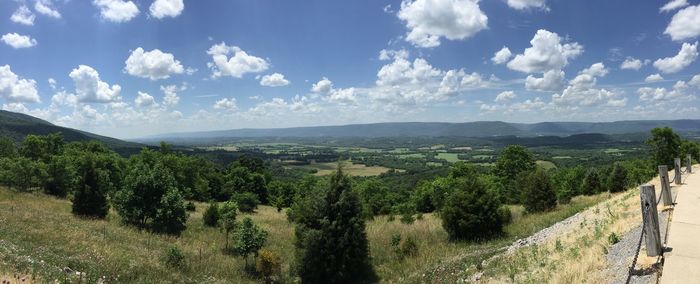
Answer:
[0,187,608,283]
[0,110,143,155]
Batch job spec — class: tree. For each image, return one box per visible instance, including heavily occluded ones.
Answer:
[220,200,238,250]
[582,169,602,195]
[10,156,47,191]
[233,191,260,213]
[72,153,110,218]
[680,140,700,163]
[440,173,503,240]
[203,202,220,227]
[152,189,188,235]
[44,155,76,197]
[233,217,268,268]
[522,168,557,213]
[647,127,681,168]
[494,145,536,203]
[294,168,377,283]
[608,163,628,193]
[0,137,17,158]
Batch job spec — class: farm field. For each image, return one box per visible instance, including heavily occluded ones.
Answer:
[0,187,610,283]
[284,161,396,176]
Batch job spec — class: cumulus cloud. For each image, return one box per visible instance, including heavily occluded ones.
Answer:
[653,41,698,73]
[213,98,238,111]
[397,0,488,48]
[207,42,269,78]
[507,29,583,73]
[637,81,694,102]
[525,69,565,92]
[379,49,409,61]
[507,0,547,10]
[690,74,700,87]
[665,5,700,41]
[311,77,333,93]
[160,84,185,108]
[552,63,623,107]
[491,47,512,64]
[135,91,156,107]
[661,0,689,12]
[11,6,35,25]
[149,0,184,19]
[0,65,40,103]
[259,73,290,87]
[1,33,37,49]
[93,0,139,23]
[326,88,357,104]
[69,65,122,103]
[620,57,643,70]
[124,47,185,80]
[495,91,517,102]
[645,74,664,83]
[35,0,61,18]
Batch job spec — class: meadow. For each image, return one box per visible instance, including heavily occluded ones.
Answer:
[0,186,609,283]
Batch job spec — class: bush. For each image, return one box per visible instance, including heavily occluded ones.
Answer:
[256,249,282,283]
[498,206,512,224]
[233,192,260,213]
[390,234,419,259]
[582,169,602,195]
[152,189,188,235]
[608,163,628,193]
[522,168,557,213]
[203,202,220,227]
[164,246,185,268]
[232,217,268,268]
[441,176,503,240]
[608,232,620,245]
[185,201,196,212]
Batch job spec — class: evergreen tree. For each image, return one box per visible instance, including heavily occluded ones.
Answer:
[647,127,681,168]
[522,168,557,213]
[72,154,110,218]
[608,163,628,193]
[440,173,503,240]
[494,145,536,203]
[294,168,377,284]
[232,217,268,268]
[582,169,602,195]
[203,202,220,227]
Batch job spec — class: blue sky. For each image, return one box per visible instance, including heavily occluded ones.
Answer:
[1,0,700,139]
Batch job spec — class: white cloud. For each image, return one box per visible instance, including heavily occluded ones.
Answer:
[653,41,698,73]
[637,82,693,102]
[160,84,185,108]
[124,47,184,80]
[690,74,700,87]
[135,91,156,107]
[397,0,488,48]
[491,47,512,64]
[48,78,57,89]
[327,88,357,104]
[495,91,517,102]
[379,49,409,61]
[69,65,122,103]
[207,42,269,78]
[620,57,644,70]
[552,63,623,107]
[525,69,565,92]
[11,6,35,25]
[1,33,37,49]
[149,0,184,19]
[645,74,664,83]
[507,29,583,73]
[213,98,238,111]
[376,56,442,86]
[311,77,333,93]
[35,0,61,18]
[93,0,139,23]
[0,65,40,103]
[507,0,547,10]
[260,73,290,87]
[665,5,700,41]
[661,0,689,12]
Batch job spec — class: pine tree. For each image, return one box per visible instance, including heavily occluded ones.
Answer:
[522,168,557,213]
[582,169,602,195]
[203,202,220,227]
[608,163,628,193]
[440,175,503,240]
[295,168,377,284]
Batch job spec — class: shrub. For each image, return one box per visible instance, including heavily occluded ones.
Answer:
[608,232,620,245]
[582,169,602,195]
[185,201,196,212]
[441,176,503,240]
[256,249,282,283]
[164,246,185,268]
[608,163,628,193]
[390,234,419,259]
[498,206,512,224]
[219,201,238,250]
[522,168,557,213]
[400,213,415,224]
[232,217,268,268]
[233,192,260,213]
[152,189,188,235]
[203,202,220,227]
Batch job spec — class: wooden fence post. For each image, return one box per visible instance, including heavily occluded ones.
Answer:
[688,154,693,174]
[674,158,682,185]
[640,184,662,256]
[659,165,673,206]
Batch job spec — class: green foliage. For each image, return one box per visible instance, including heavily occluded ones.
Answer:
[44,155,76,197]
[494,145,536,203]
[0,137,17,158]
[646,127,681,168]
[163,245,185,268]
[232,217,268,267]
[440,170,503,240]
[680,140,700,163]
[522,168,557,213]
[256,249,282,283]
[294,168,377,284]
[498,206,512,224]
[152,189,188,235]
[608,232,620,245]
[582,169,602,195]
[607,163,628,193]
[390,234,418,259]
[72,153,111,218]
[185,201,196,212]
[219,200,238,249]
[203,202,220,227]
[20,133,64,162]
[232,191,260,213]
[224,156,269,203]
[412,181,435,213]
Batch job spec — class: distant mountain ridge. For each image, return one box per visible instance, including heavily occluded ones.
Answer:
[142,119,700,140]
[0,110,142,153]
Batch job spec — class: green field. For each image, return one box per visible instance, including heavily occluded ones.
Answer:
[536,160,557,170]
[286,161,394,176]
[436,153,461,163]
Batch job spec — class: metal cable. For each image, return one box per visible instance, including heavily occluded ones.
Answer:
[626,217,646,284]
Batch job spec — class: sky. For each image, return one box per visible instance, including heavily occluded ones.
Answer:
[1,0,700,139]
